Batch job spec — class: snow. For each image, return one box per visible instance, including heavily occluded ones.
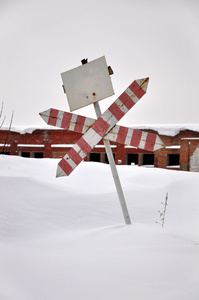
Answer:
[51,144,75,148]
[0,155,199,300]
[129,123,199,136]
[1,123,199,136]
[0,125,55,134]
[165,145,181,149]
[0,144,10,147]
[17,144,45,148]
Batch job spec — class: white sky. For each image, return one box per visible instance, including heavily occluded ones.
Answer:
[1,0,199,126]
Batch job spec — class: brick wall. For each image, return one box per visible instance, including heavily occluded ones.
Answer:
[1,127,199,171]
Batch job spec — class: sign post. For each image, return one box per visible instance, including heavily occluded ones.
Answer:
[93,101,131,224]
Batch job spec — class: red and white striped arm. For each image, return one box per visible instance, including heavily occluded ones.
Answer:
[105,126,164,151]
[40,108,94,134]
[56,78,149,177]
[40,94,164,152]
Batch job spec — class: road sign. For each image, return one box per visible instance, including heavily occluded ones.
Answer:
[39,57,165,225]
[54,78,149,177]
[40,108,164,151]
[61,56,114,111]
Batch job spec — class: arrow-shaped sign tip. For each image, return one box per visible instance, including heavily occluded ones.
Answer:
[39,110,49,124]
[138,77,149,93]
[56,164,67,178]
[154,135,165,151]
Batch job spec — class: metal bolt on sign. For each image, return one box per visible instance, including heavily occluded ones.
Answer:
[40,56,165,224]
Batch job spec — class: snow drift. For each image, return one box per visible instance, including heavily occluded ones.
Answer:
[0,155,199,300]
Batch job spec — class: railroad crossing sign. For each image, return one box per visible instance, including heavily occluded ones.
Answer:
[40,77,164,177]
[39,57,164,224]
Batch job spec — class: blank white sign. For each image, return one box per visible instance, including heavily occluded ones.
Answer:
[61,56,114,111]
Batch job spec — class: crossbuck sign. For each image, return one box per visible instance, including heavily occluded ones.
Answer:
[40,57,164,224]
[40,77,164,176]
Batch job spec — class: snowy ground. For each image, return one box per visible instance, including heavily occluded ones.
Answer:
[0,155,199,300]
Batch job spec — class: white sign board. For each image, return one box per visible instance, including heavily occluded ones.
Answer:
[61,56,114,112]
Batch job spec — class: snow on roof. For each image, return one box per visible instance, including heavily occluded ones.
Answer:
[1,123,199,136]
[0,125,57,134]
[129,123,199,136]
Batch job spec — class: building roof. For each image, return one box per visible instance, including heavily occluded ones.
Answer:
[1,123,199,137]
[129,124,199,136]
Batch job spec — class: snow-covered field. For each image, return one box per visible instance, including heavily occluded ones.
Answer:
[0,155,199,300]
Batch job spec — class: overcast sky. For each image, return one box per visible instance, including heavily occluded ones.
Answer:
[1,0,199,127]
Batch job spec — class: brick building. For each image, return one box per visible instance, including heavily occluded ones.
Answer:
[1,124,199,172]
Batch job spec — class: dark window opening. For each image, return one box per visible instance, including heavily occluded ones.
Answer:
[103,153,115,164]
[88,152,101,162]
[21,152,30,158]
[167,154,180,166]
[126,153,138,165]
[0,151,10,155]
[33,152,44,158]
[141,154,154,165]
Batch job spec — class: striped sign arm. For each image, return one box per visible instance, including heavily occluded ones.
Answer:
[39,108,94,134]
[97,78,149,132]
[56,127,103,177]
[105,125,164,151]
